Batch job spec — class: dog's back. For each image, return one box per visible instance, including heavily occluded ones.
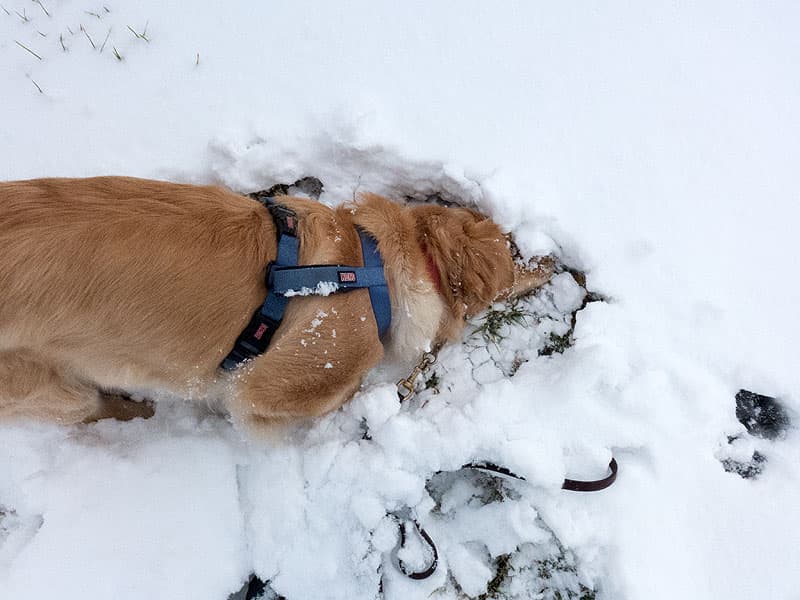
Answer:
[0,177,274,391]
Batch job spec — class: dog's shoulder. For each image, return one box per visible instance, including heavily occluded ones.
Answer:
[348,194,447,363]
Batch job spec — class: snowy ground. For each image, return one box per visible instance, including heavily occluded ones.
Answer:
[2,2,800,599]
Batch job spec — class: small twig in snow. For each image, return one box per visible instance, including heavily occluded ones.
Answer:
[37,29,46,37]
[80,24,96,49]
[15,8,29,22]
[352,175,363,202]
[1,5,11,16]
[127,21,149,42]
[59,33,67,51]
[85,10,102,19]
[32,0,49,17]
[99,26,111,53]
[195,52,200,66]
[30,77,43,94]
[14,40,42,60]
[112,45,122,61]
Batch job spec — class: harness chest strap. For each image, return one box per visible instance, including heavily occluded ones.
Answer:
[220,198,391,371]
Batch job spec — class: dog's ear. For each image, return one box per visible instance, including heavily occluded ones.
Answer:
[413,206,515,330]
[457,214,517,316]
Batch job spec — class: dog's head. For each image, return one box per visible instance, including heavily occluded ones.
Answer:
[352,194,554,352]
[411,204,517,342]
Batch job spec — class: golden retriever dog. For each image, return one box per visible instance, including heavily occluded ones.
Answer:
[0,177,553,433]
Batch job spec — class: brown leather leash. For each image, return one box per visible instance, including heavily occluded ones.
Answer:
[393,351,619,580]
[232,447,618,594]
[391,458,618,580]
[563,458,618,492]
[467,458,619,492]
[394,519,440,580]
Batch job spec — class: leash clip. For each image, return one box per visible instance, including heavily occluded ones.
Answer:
[396,350,438,402]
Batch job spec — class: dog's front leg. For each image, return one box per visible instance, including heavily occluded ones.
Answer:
[225,334,384,434]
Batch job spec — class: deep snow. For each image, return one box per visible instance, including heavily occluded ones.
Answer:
[2,2,800,599]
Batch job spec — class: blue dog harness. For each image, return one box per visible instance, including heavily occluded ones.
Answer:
[220,198,391,371]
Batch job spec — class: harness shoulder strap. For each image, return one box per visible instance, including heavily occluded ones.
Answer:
[220,200,296,370]
[359,233,391,337]
[220,198,391,371]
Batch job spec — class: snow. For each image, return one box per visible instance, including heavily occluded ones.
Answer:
[2,2,800,600]
[283,282,340,297]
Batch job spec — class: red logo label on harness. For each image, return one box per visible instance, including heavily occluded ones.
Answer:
[254,323,268,340]
[339,271,357,283]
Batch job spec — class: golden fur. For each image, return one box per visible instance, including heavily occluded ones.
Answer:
[0,177,552,433]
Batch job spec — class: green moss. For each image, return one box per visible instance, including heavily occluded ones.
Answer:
[479,553,513,599]
[539,331,572,356]
[472,300,532,344]
[425,371,440,391]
